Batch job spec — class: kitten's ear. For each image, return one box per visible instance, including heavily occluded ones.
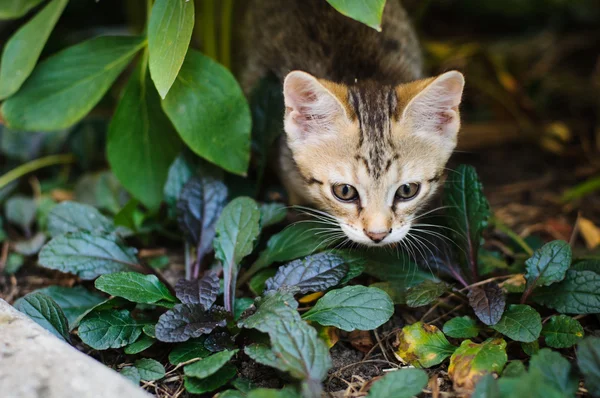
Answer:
[283,71,349,142]
[399,71,465,143]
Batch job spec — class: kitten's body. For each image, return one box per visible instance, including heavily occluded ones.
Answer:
[242,0,464,246]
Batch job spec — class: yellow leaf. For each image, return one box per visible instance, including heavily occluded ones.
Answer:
[579,217,600,249]
[298,291,324,304]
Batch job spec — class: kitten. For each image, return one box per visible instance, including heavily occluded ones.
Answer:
[242,0,464,246]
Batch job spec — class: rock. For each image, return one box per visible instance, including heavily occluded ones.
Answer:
[0,299,152,398]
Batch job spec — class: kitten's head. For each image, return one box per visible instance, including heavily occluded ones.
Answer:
[283,70,465,246]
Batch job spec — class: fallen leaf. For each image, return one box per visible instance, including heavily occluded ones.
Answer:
[449,338,507,393]
[579,217,600,249]
[348,330,373,353]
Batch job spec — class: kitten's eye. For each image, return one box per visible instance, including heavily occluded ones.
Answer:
[395,183,420,201]
[332,184,359,202]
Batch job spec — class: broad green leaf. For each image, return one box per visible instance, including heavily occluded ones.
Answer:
[14,292,70,342]
[78,309,142,350]
[148,0,194,98]
[38,232,138,279]
[521,341,539,356]
[164,154,194,218]
[529,349,578,397]
[302,286,394,331]
[0,0,43,19]
[405,280,447,307]
[238,289,299,332]
[0,0,67,99]
[361,249,432,285]
[233,297,254,321]
[47,201,115,237]
[244,344,282,369]
[577,337,600,397]
[184,365,236,394]
[143,324,156,337]
[5,195,36,232]
[367,368,428,398]
[468,283,505,326]
[449,338,507,391]
[120,366,141,384]
[3,253,24,274]
[214,197,261,312]
[169,339,211,365]
[502,361,526,378]
[108,60,182,210]
[249,268,277,296]
[443,164,490,278]
[34,285,104,329]
[541,315,584,348]
[498,368,565,398]
[162,49,251,175]
[246,388,302,398]
[124,334,155,354]
[2,36,145,131]
[95,272,176,304]
[524,240,571,289]
[533,270,600,314]
[443,316,480,338]
[572,259,600,273]
[396,322,456,368]
[472,374,500,398]
[325,0,386,30]
[134,358,165,381]
[491,304,542,343]
[185,349,239,379]
[260,203,287,228]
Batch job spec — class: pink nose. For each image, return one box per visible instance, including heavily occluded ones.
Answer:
[364,230,390,243]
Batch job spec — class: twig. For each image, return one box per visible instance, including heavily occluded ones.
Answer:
[569,212,582,247]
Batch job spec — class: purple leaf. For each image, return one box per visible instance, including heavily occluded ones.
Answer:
[155,304,226,343]
[468,282,506,326]
[175,272,219,309]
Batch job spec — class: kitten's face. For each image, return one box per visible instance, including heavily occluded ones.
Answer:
[283,71,464,246]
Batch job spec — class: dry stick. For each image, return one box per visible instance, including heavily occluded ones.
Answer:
[569,211,582,248]
[373,329,391,364]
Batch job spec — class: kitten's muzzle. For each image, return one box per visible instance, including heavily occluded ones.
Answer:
[364,229,391,244]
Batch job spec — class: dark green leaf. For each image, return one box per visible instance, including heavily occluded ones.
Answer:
[361,249,431,285]
[0,0,67,99]
[233,297,254,321]
[406,280,447,307]
[148,0,194,98]
[367,368,428,398]
[38,232,138,279]
[95,272,176,304]
[521,340,539,356]
[169,338,211,365]
[3,253,24,274]
[498,369,565,398]
[134,358,165,381]
[2,36,145,131]
[260,203,287,228]
[184,365,236,394]
[529,349,578,397]
[120,366,141,384]
[108,60,182,210]
[503,361,526,377]
[162,49,251,175]
[238,290,299,332]
[155,304,226,342]
[249,268,277,296]
[175,272,219,308]
[468,283,505,326]
[78,309,142,349]
[124,334,155,354]
[449,338,507,391]
[14,292,70,342]
[5,195,36,232]
[577,336,600,397]
[47,201,115,237]
[143,324,156,338]
[491,304,542,343]
[265,253,349,294]
[325,0,386,30]
[572,259,600,273]
[303,285,393,331]
[0,0,44,19]
[185,349,239,379]
[244,344,282,369]
[443,316,480,338]
[525,240,571,289]
[246,388,301,398]
[396,322,456,368]
[542,315,584,348]
[164,154,194,218]
[34,285,104,329]
[472,374,500,398]
[533,270,600,314]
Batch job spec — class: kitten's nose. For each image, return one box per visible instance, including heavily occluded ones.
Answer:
[364,229,390,243]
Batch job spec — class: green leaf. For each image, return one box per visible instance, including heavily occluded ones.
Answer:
[34,285,105,329]
[185,349,239,379]
[249,268,277,296]
[238,289,299,332]
[38,232,138,279]
[148,0,194,98]
[0,0,43,19]
[449,338,507,391]
[164,155,194,218]
[443,164,490,278]
[472,374,500,398]
[120,366,141,385]
[443,316,480,338]
[233,297,254,321]
[124,334,155,354]
[405,280,447,307]
[162,49,251,175]
[244,344,282,369]
[396,322,456,368]
[498,369,565,398]
[47,201,115,237]
[14,292,70,342]
[521,340,539,356]
[491,304,542,343]
[95,272,176,304]
[78,309,142,350]
[367,368,428,398]
[3,253,24,274]
[577,336,600,397]
[541,315,584,348]
[503,361,526,378]
[302,285,394,331]
[134,358,165,381]
[246,387,302,398]
[524,240,571,290]
[5,195,36,232]
[533,270,600,314]
[169,339,211,365]
[214,197,261,312]
[260,203,287,228]
[108,60,182,211]
[572,259,600,273]
[0,0,67,99]
[2,36,145,131]
[361,249,432,285]
[529,348,578,397]
[184,365,236,394]
[325,0,386,30]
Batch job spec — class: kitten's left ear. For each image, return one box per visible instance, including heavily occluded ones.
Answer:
[399,71,465,143]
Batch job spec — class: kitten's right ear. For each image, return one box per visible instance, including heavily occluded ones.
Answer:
[283,71,348,142]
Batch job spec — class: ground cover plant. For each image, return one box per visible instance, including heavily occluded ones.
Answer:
[1,0,599,397]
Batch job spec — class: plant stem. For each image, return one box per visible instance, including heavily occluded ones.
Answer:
[219,0,233,68]
[491,216,534,256]
[200,0,217,60]
[184,241,191,280]
[0,154,75,189]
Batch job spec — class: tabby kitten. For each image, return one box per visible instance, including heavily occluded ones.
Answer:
[242,0,465,246]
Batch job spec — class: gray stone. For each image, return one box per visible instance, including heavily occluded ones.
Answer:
[0,299,152,398]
